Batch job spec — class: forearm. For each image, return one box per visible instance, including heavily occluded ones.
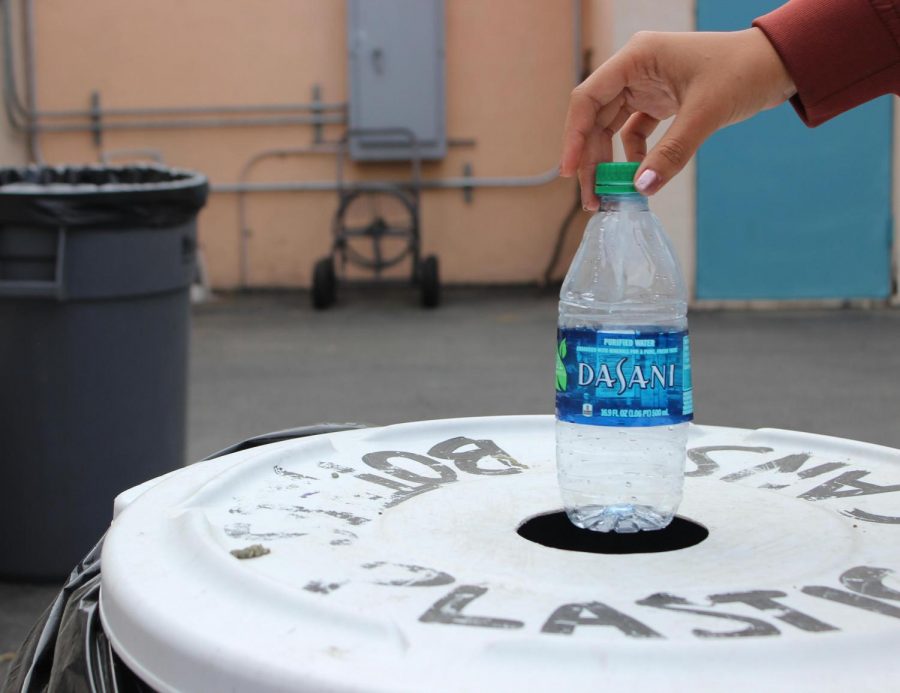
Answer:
[753,0,900,126]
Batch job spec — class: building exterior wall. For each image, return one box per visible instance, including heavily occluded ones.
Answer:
[19,1,899,298]
[32,0,577,289]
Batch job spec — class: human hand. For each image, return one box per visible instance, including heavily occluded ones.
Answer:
[560,28,795,209]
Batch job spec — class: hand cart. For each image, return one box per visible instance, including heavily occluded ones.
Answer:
[311,128,440,309]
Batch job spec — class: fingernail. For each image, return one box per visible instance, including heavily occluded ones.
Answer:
[635,169,659,193]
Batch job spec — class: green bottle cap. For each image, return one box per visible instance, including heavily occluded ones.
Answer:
[594,162,640,195]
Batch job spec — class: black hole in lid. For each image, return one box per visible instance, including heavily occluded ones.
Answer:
[517,511,708,554]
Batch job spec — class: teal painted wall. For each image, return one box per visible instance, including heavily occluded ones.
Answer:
[696,1,894,300]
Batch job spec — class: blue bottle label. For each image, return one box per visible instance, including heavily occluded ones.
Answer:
[555,328,693,427]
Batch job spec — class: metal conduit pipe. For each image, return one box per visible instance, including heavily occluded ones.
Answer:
[214,168,560,196]
[234,145,342,288]
[1,32,26,130]
[33,102,347,120]
[22,0,40,160]
[3,2,26,122]
[1,1,25,121]
[36,114,346,134]
[0,0,42,158]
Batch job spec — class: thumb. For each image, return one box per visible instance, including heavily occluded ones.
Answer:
[634,104,719,195]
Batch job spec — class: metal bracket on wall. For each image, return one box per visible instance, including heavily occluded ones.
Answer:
[89,91,103,149]
[311,84,323,145]
[462,163,473,204]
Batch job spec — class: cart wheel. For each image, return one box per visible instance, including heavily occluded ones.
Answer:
[312,257,336,310]
[420,255,440,308]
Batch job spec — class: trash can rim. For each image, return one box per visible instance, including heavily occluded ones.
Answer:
[0,163,207,196]
[99,416,900,693]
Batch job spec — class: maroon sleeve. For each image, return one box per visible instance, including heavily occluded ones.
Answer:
[753,0,900,126]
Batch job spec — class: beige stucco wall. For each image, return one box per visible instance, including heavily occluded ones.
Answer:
[599,0,697,298]
[32,0,578,288]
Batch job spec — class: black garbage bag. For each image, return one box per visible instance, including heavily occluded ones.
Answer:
[0,538,152,693]
[0,165,208,229]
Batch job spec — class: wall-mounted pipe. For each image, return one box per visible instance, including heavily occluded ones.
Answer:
[234,145,342,287]
[1,0,40,160]
[36,113,346,134]
[22,0,40,160]
[33,101,347,120]
[213,168,560,196]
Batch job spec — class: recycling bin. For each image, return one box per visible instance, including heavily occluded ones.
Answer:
[6,416,900,691]
[0,164,208,578]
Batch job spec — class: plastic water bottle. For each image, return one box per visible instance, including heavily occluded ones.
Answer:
[555,162,692,533]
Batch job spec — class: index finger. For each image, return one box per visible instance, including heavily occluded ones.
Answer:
[560,55,629,177]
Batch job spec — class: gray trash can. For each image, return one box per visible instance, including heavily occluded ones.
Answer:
[0,164,208,579]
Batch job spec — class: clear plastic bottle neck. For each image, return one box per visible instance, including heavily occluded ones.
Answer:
[598,192,648,212]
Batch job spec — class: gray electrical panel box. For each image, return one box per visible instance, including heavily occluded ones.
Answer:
[347,0,446,161]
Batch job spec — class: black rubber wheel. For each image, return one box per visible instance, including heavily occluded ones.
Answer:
[420,255,440,308]
[312,257,336,310]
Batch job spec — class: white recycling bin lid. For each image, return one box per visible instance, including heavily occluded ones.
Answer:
[101,416,900,692]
